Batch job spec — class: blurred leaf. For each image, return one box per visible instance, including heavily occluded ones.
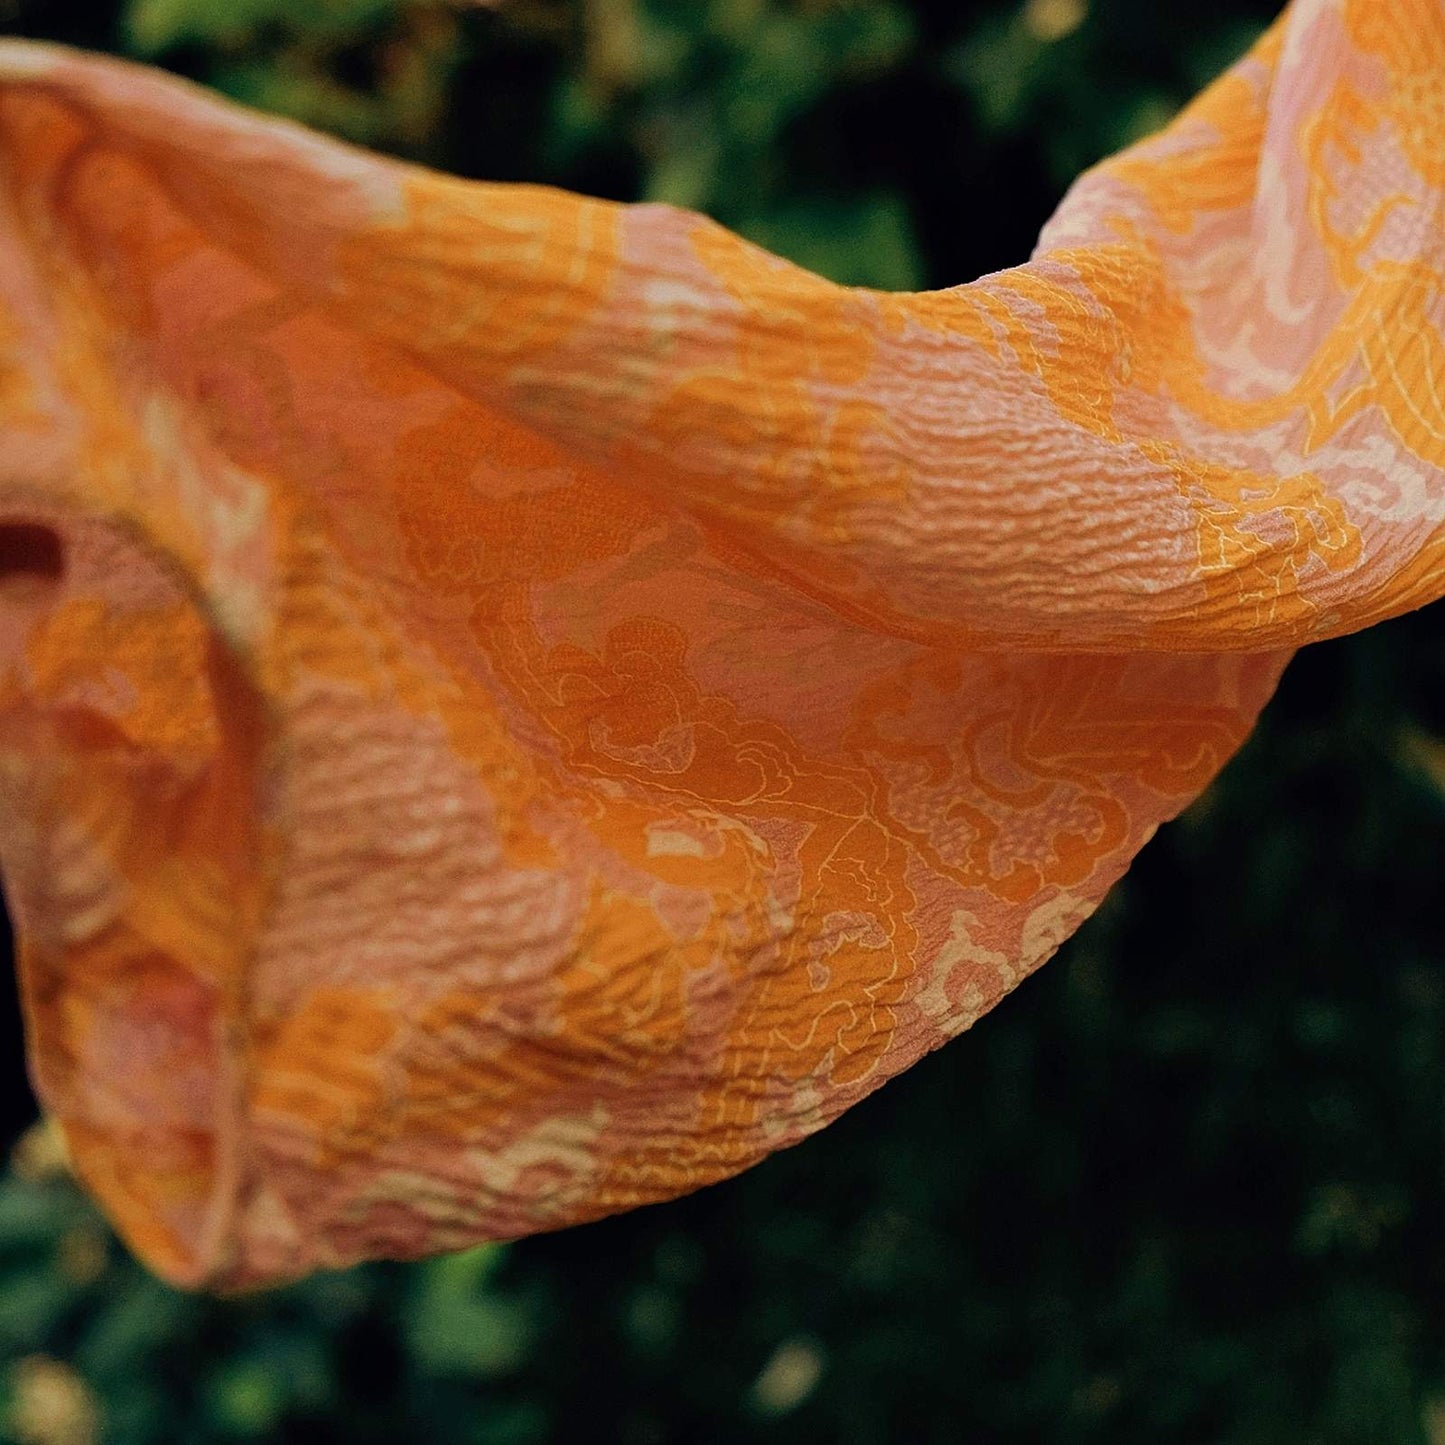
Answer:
[74,1277,194,1381]
[127,0,286,52]
[128,0,400,52]
[205,1359,285,1437]
[0,1268,74,1352]
[953,12,1049,132]
[740,191,924,289]
[403,1246,533,1377]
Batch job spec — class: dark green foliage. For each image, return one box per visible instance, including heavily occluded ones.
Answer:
[1,1,1443,1440]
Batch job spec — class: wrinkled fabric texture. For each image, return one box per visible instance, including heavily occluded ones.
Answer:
[0,0,1441,1288]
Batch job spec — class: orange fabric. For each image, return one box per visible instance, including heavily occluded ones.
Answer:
[0,0,1441,1287]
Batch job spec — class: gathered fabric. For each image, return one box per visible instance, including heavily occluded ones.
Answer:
[0,0,1440,1288]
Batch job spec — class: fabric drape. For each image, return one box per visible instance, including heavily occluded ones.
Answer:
[0,0,1441,1287]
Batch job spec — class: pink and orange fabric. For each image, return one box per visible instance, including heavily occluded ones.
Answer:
[0,0,1441,1287]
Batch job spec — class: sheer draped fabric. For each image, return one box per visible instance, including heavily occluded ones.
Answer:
[0,0,1441,1286]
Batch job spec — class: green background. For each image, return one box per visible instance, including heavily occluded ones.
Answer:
[1,1,1444,1440]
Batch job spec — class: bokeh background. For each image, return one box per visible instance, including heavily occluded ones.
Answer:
[1,0,1444,1440]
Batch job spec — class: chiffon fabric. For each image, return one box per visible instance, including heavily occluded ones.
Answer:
[0,0,1442,1287]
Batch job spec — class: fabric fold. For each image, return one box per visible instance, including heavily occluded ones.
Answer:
[0,0,1440,1286]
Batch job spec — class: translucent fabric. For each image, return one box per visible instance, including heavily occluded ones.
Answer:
[0,0,1441,1286]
